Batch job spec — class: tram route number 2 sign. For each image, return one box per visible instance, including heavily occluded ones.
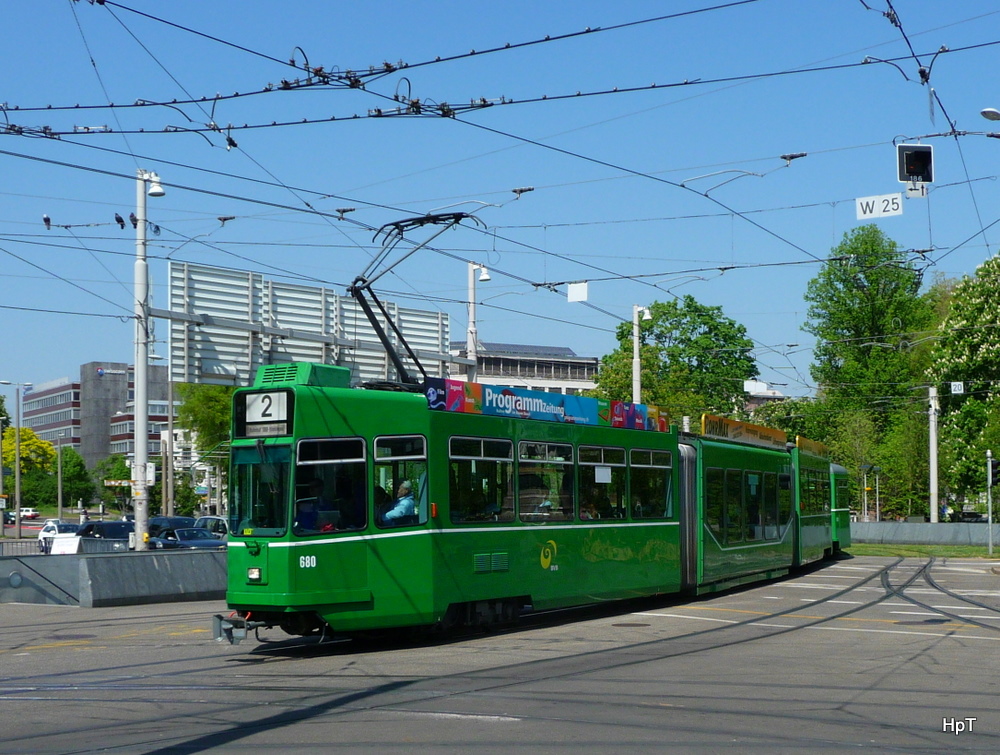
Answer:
[856,192,903,221]
[240,390,292,438]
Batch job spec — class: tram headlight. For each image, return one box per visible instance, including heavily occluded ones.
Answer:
[247,567,262,582]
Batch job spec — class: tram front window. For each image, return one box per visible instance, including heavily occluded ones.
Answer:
[231,445,291,536]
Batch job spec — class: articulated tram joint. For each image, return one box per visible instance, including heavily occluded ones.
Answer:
[213,612,269,645]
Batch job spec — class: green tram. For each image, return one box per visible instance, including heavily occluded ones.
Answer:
[215,362,844,644]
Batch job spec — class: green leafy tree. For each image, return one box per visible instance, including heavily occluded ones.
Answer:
[21,468,56,509]
[926,256,1000,495]
[804,225,934,414]
[593,295,758,419]
[176,384,235,453]
[171,471,201,517]
[94,454,132,515]
[750,396,832,443]
[19,447,99,512]
[825,408,880,516]
[872,405,929,520]
[59,447,96,509]
[2,427,55,474]
[0,395,9,433]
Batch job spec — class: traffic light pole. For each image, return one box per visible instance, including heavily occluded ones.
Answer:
[988,450,994,557]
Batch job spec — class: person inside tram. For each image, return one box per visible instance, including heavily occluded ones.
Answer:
[584,485,611,518]
[381,480,416,524]
[537,490,557,513]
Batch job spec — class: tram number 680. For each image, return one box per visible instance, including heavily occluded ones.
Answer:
[298,555,317,568]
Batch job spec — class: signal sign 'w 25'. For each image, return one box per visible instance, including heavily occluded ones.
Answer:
[855,192,903,221]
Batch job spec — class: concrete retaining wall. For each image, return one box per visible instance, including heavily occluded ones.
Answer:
[0,550,226,607]
[851,521,1000,546]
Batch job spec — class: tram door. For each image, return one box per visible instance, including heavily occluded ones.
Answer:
[677,443,699,592]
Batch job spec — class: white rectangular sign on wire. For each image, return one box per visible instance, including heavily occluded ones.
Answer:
[856,192,903,220]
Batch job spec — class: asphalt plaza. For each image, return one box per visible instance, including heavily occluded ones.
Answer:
[1,556,999,753]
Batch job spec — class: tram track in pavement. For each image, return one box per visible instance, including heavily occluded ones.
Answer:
[621,556,1000,645]
[879,557,1000,634]
[4,557,998,754]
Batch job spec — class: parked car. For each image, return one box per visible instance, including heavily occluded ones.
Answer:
[38,522,81,553]
[3,511,14,525]
[149,527,227,550]
[193,515,229,539]
[20,508,40,520]
[50,520,136,554]
[78,520,134,539]
[147,516,196,538]
[957,511,988,523]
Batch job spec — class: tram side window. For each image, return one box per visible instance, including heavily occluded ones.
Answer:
[294,438,367,534]
[744,472,763,541]
[374,435,428,528]
[231,444,291,536]
[705,467,724,537]
[763,472,779,539]
[630,449,673,520]
[778,472,793,532]
[578,446,626,521]
[449,437,514,524]
[801,469,828,516]
[820,473,831,513]
[835,478,849,510]
[725,469,743,544]
[518,442,574,522]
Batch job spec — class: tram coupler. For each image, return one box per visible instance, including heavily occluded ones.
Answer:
[213,613,268,645]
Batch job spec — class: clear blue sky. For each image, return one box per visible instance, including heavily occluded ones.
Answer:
[3,0,1000,410]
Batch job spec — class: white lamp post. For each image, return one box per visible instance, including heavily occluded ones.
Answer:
[988,450,994,557]
[467,262,490,383]
[134,170,164,550]
[632,305,651,404]
[928,385,939,523]
[57,430,65,521]
[0,381,32,540]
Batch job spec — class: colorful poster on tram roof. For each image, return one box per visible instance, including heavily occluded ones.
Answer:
[424,378,668,431]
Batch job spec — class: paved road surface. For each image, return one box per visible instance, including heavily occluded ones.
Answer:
[2,556,999,753]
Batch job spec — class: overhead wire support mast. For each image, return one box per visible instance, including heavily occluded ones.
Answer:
[348,211,484,387]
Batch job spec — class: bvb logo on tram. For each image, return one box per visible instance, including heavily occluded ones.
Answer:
[540,540,559,571]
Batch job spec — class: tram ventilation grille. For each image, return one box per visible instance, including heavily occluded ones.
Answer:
[258,364,302,385]
[474,552,509,573]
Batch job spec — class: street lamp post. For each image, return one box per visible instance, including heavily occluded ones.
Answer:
[467,262,490,383]
[928,385,939,523]
[875,467,881,522]
[0,381,33,540]
[988,450,994,557]
[57,430,65,521]
[134,169,164,551]
[632,305,651,404]
[862,467,869,520]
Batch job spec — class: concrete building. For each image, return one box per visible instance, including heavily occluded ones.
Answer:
[23,362,170,470]
[451,341,599,394]
[743,379,788,414]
